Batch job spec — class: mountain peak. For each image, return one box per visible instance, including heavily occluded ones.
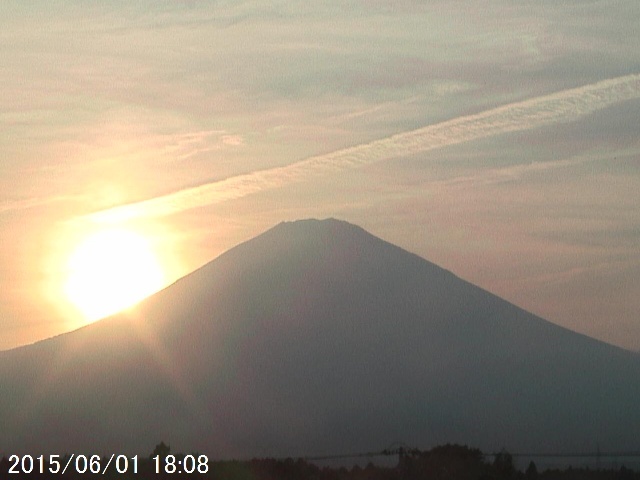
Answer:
[276,217,349,228]
[264,217,373,244]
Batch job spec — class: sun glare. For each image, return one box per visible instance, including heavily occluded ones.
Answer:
[64,228,165,322]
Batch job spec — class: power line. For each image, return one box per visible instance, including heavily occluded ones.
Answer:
[485,452,640,458]
[299,448,640,462]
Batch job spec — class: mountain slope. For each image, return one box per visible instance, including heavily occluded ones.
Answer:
[1,218,639,457]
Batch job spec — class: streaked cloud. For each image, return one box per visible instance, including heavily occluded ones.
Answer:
[86,73,640,224]
[0,195,84,215]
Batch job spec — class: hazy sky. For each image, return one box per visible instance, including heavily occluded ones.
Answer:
[1,1,639,351]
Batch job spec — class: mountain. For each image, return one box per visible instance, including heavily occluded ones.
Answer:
[1,218,639,458]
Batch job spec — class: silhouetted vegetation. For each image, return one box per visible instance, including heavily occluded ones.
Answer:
[1,443,639,479]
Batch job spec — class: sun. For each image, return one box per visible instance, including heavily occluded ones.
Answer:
[64,228,165,322]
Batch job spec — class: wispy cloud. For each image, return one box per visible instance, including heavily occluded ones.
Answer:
[429,156,596,187]
[85,73,640,224]
[0,195,84,215]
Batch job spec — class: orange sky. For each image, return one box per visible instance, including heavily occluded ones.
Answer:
[1,1,639,351]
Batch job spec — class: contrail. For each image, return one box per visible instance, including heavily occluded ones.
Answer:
[86,73,640,223]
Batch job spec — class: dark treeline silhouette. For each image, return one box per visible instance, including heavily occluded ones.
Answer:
[1,443,639,480]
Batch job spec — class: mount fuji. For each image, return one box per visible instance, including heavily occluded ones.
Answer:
[1,219,638,458]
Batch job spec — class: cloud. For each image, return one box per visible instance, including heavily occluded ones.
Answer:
[428,150,629,190]
[85,73,640,224]
[0,195,84,215]
[221,135,244,147]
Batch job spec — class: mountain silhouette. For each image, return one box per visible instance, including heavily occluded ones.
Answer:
[1,218,639,457]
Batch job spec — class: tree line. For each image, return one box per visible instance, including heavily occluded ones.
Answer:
[1,443,639,479]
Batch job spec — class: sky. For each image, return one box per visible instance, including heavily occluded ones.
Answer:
[1,0,639,352]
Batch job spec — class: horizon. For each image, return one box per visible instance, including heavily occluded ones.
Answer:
[1,2,639,355]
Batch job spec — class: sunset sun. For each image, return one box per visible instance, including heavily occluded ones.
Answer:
[64,228,165,322]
